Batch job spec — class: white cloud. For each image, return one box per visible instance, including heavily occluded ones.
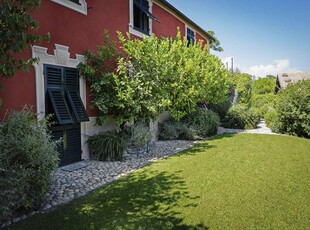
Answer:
[245,59,300,78]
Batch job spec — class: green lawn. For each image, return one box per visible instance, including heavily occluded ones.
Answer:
[10,134,310,230]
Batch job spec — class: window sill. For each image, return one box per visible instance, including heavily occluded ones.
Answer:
[129,25,151,38]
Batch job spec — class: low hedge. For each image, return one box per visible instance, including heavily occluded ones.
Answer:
[159,109,220,140]
[88,130,128,161]
[224,105,260,129]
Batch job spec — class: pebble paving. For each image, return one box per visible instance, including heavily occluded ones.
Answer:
[1,140,199,227]
[1,121,275,227]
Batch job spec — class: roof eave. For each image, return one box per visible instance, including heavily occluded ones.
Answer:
[156,0,216,42]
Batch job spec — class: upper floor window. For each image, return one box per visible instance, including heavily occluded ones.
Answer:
[50,0,87,15]
[69,0,80,4]
[129,0,160,38]
[186,27,195,46]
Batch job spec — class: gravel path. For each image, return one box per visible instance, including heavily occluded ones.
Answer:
[217,120,276,135]
[1,121,276,227]
[1,140,199,227]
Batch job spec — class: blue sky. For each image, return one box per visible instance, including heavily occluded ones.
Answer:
[167,0,310,77]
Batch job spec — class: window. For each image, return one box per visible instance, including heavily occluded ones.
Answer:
[44,65,89,125]
[69,0,80,4]
[129,0,160,37]
[186,27,195,46]
[50,0,87,15]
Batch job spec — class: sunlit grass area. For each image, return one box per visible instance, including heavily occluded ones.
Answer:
[10,134,310,229]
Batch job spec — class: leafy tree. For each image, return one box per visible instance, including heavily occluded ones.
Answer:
[251,93,276,117]
[229,72,253,105]
[207,30,223,52]
[0,0,49,78]
[78,31,120,125]
[79,30,229,128]
[267,80,310,138]
[266,75,276,79]
[253,77,276,94]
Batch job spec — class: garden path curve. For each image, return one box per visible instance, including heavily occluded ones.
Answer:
[217,119,276,135]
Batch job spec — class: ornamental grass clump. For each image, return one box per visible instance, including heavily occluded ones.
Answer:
[88,130,128,161]
[0,107,59,221]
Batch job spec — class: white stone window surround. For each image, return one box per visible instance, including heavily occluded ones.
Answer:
[50,0,87,15]
[129,0,153,38]
[185,24,196,41]
[32,44,89,159]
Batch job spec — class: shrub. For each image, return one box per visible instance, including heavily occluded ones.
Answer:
[158,121,197,140]
[272,80,310,138]
[88,130,127,161]
[126,122,152,149]
[0,107,59,220]
[182,109,220,137]
[251,93,276,118]
[224,105,260,129]
[209,98,231,120]
[264,110,281,133]
[159,109,220,140]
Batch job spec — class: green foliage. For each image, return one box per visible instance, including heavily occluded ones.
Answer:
[0,107,59,220]
[251,93,276,117]
[264,110,281,133]
[0,0,49,78]
[209,97,231,120]
[266,75,276,79]
[229,73,253,105]
[159,109,220,140]
[117,31,229,121]
[253,77,276,94]
[88,130,127,161]
[158,121,197,140]
[207,30,223,52]
[182,109,220,137]
[9,134,310,230]
[78,31,120,125]
[224,105,260,129]
[79,30,229,127]
[271,80,310,138]
[126,122,152,149]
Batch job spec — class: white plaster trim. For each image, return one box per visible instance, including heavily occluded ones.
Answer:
[50,0,87,15]
[32,44,89,159]
[32,44,85,118]
[128,0,153,38]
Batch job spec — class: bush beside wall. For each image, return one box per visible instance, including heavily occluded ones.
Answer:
[159,109,220,140]
[0,107,59,221]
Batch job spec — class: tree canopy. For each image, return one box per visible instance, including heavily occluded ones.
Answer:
[79,30,229,128]
[253,77,276,94]
[0,0,49,78]
[207,30,223,52]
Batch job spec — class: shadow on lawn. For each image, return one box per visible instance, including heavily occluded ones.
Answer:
[174,133,237,157]
[11,170,209,230]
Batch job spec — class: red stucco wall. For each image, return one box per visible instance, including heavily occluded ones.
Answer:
[0,0,209,119]
[152,3,185,38]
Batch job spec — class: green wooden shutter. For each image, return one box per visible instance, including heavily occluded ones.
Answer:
[65,68,89,122]
[47,88,74,125]
[45,65,74,125]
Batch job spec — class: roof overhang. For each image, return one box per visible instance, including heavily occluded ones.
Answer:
[155,0,216,42]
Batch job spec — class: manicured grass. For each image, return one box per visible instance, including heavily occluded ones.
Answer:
[10,134,310,229]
